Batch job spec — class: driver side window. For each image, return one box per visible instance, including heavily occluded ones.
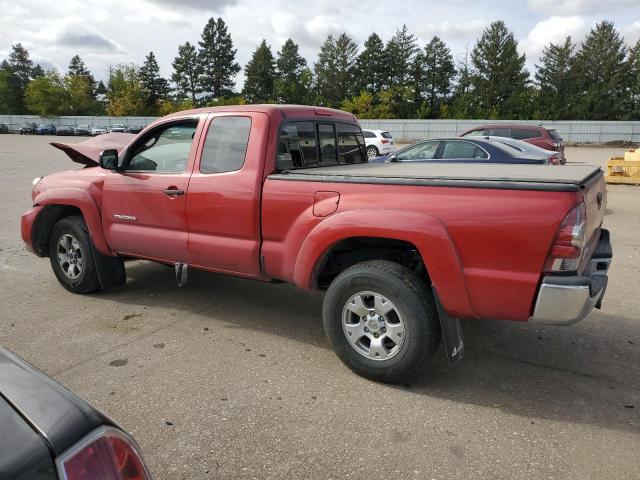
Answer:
[126,121,197,173]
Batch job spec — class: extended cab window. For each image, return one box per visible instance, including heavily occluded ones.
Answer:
[337,123,367,164]
[126,121,197,173]
[278,122,318,169]
[201,116,251,174]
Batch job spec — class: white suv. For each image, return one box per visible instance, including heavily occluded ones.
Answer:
[362,129,396,159]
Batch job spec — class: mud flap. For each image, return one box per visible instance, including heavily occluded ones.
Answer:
[432,287,464,365]
[90,243,126,291]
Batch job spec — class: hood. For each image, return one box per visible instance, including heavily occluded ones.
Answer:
[50,132,135,167]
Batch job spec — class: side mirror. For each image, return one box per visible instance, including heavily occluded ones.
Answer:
[389,155,398,162]
[99,149,119,170]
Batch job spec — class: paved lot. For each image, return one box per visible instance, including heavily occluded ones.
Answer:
[0,134,638,479]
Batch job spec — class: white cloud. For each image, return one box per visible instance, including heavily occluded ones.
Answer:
[419,19,488,40]
[622,21,640,46]
[528,0,637,15]
[521,16,589,59]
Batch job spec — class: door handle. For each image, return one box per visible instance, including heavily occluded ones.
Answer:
[164,187,184,196]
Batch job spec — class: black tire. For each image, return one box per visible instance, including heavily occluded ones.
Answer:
[366,145,379,159]
[323,260,441,383]
[48,216,100,294]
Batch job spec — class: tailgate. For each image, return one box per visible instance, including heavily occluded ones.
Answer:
[579,172,607,273]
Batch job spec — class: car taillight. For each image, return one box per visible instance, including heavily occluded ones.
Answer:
[57,426,151,480]
[381,139,389,144]
[543,202,587,273]
[549,156,560,165]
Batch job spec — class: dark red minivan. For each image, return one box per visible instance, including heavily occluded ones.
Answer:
[460,125,565,163]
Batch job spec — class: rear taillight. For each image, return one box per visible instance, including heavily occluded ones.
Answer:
[57,426,151,480]
[549,156,560,165]
[543,202,587,273]
[381,139,389,144]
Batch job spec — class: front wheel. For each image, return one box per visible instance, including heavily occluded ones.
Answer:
[323,260,441,383]
[48,216,100,294]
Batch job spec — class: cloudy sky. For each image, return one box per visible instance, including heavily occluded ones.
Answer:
[1,0,639,87]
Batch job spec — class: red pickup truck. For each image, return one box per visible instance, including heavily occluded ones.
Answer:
[21,105,612,383]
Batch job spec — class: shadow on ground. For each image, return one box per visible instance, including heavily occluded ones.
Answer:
[103,260,640,434]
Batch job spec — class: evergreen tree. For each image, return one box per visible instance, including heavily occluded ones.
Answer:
[535,37,575,119]
[31,64,45,78]
[0,63,22,114]
[68,55,93,79]
[140,51,170,112]
[8,43,34,91]
[172,41,201,104]
[274,38,311,104]
[470,21,530,118]
[314,33,358,107]
[628,39,640,119]
[571,21,627,119]
[353,33,386,95]
[385,25,418,88]
[414,36,455,118]
[242,40,276,103]
[197,17,241,100]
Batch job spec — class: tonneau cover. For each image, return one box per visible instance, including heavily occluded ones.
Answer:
[274,162,603,191]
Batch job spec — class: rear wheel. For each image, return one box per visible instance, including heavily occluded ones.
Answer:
[366,145,379,159]
[323,260,441,383]
[48,216,100,294]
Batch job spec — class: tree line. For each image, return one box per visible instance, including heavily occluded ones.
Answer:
[1,18,640,120]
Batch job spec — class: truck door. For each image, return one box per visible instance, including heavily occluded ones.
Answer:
[185,112,268,276]
[101,118,203,263]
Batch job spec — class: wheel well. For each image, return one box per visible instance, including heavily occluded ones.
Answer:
[32,205,83,256]
[315,237,429,289]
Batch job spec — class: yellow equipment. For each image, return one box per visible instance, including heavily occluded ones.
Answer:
[605,149,640,185]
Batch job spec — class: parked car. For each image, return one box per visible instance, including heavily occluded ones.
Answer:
[461,124,565,161]
[126,125,145,134]
[0,123,8,134]
[55,125,75,136]
[19,122,37,134]
[362,129,396,159]
[74,124,91,136]
[91,126,108,136]
[370,137,551,164]
[36,124,56,135]
[22,105,612,384]
[0,346,152,479]
[481,136,565,165]
[110,124,127,133]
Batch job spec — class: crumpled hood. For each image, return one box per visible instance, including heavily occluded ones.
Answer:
[50,132,135,167]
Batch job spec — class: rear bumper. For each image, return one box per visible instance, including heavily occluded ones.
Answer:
[530,229,612,325]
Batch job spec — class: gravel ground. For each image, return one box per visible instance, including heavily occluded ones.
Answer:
[0,134,638,479]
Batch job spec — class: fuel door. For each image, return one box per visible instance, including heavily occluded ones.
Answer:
[313,191,340,217]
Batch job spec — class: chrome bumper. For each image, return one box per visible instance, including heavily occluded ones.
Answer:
[531,229,612,326]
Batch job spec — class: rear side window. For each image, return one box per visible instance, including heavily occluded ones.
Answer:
[381,131,393,139]
[441,141,487,159]
[201,116,251,174]
[512,128,542,140]
[337,123,367,164]
[362,130,376,138]
[277,122,318,169]
[487,127,510,137]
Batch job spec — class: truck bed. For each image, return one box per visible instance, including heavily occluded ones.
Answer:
[273,163,603,192]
